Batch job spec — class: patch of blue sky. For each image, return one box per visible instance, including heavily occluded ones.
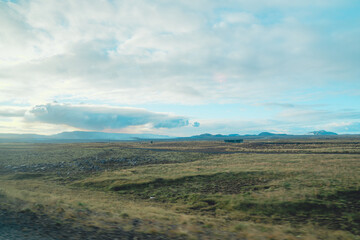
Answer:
[210,6,284,26]
[2,0,19,3]
[310,95,360,111]
[254,10,284,26]
[309,82,359,105]
[298,3,360,30]
[338,123,360,133]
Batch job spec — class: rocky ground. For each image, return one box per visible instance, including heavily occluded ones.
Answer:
[0,155,162,178]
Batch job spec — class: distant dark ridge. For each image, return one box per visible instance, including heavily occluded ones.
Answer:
[190,133,241,138]
[0,130,356,143]
[309,130,338,136]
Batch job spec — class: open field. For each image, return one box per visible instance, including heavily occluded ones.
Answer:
[0,139,359,239]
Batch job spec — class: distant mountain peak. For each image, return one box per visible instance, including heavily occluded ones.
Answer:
[258,132,274,136]
[309,130,337,136]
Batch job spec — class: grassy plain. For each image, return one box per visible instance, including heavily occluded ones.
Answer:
[0,139,359,239]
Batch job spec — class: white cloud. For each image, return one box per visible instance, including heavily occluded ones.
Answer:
[0,106,27,117]
[25,102,189,131]
[214,12,257,28]
[0,0,359,135]
[0,0,358,106]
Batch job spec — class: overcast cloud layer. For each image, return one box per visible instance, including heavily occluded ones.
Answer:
[0,0,359,135]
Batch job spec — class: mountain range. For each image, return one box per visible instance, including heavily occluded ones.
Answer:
[0,130,343,143]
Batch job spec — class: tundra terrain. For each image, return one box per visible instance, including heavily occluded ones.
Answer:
[0,139,359,239]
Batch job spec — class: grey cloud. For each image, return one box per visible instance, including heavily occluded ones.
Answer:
[192,122,200,127]
[25,103,189,130]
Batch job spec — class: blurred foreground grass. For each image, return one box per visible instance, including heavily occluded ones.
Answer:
[0,140,359,239]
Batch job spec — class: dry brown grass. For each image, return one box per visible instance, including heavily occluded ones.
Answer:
[0,139,359,239]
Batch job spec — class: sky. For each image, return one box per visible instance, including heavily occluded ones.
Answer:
[0,0,360,136]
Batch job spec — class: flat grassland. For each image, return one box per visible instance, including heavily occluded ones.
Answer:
[0,139,359,239]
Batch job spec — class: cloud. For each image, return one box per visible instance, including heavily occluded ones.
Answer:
[323,121,360,133]
[1,0,360,135]
[258,102,329,109]
[0,0,359,106]
[260,103,296,108]
[0,106,27,117]
[279,109,360,123]
[192,121,200,127]
[25,103,189,131]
